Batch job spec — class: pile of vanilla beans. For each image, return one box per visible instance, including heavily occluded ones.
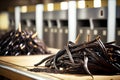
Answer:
[0,26,50,56]
[31,35,120,78]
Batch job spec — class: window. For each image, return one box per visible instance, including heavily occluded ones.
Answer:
[60,2,68,10]
[78,0,85,8]
[94,0,101,8]
[47,3,54,11]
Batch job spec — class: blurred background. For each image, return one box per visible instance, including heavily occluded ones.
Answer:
[0,0,119,49]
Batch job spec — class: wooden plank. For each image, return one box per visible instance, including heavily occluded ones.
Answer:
[0,66,33,80]
[0,55,61,80]
[0,48,120,80]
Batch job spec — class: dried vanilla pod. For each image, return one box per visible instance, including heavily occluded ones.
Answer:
[0,29,51,56]
[33,36,120,79]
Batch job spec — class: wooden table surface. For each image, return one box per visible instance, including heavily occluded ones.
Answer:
[0,48,120,80]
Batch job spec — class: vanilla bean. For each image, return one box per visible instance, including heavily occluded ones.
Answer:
[34,36,120,78]
[0,29,51,56]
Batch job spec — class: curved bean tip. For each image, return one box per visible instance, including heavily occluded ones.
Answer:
[95,35,100,40]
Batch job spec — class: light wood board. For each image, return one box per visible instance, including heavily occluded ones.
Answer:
[0,48,120,80]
